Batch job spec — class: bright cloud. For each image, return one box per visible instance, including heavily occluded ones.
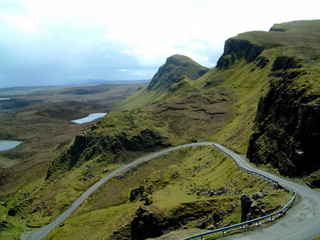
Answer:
[0,0,319,87]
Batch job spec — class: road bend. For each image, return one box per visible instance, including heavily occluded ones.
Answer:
[21,142,320,240]
[21,142,213,240]
[213,143,320,240]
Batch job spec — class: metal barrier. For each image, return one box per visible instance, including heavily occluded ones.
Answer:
[239,167,279,188]
[181,146,296,240]
[181,191,296,240]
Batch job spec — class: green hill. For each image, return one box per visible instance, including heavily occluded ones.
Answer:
[119,54,210,109]
[1,20,320,239]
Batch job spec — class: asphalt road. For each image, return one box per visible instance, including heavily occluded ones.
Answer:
[21,142,320,240]
[213,143,320,240]
[21,142,214,240]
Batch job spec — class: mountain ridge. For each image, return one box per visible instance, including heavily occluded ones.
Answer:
[119,54,210,109]
[1,19,320,240]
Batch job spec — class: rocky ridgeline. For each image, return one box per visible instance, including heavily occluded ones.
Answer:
[216,21,320,185]
[45,129,170,180]
[216,39,264,69]
[147,54,209,91]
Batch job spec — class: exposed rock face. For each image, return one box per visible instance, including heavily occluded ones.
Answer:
[130,185,145,202]
[217,39,264,68]
[240,194,253,222]
[247,55,320,177]
[130,207,164,240]
[147,54,210,91]
[240,192,265,222]
[46,129,170,180]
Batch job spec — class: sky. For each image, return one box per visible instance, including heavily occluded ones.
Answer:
[0,0,319,88]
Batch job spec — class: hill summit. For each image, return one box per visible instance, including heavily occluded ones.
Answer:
[147,54,210,91]
[119,54,210,109]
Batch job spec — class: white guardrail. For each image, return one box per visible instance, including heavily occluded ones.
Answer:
[181,146,297,240]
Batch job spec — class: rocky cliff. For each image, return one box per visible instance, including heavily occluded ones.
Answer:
[244,21,320,182]
[217,39,264,68]
[212,20,320,183]
[247,55,320,177]
[46,128,170,180]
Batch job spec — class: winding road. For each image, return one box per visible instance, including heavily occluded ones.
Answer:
[21,142,320,240]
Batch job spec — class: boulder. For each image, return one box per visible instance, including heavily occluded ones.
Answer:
[251,192,265,200]
[130,207,163,240]
[240,194,253,222]
[129,185,145,202]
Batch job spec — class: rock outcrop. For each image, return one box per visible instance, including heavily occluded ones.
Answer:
[247,55,320,177]
[130,207,164,240]
[240,192,266,222]
[45,128,170,180]
[217,39,264,69]
[147,54,210,91]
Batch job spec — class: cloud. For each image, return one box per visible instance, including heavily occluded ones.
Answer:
[0,0,319,87]
[0,14,40,34]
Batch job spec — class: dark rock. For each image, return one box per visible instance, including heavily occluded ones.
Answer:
[170,171,180,180]
[255,56,269,69]
[271,56,302,71]
[8,206,19,216]
[144,197,153,206]
[147,54,210,91]
[46,128,170,180]
[212,211,226,224]
[251,192,265,200]
[196,221,206,229]
[217,39,264,69]
[306,171,320,188]
[247,67,320,177]
[129,185,145,202]
[130,207,163,240]
[240,194,253,222]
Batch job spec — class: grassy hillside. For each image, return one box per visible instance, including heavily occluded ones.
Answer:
[119,54,210,110]
[2,20,319,239]
[43,146,290,240]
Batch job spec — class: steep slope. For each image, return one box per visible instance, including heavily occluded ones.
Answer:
[119,54,210,109]
[242,21,320,182]
[203,19,320,180]
[147,54,210,91]
[196,20,320,183]
[3,20,320,240]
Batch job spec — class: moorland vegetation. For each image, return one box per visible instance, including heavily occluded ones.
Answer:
[1,20,320,239]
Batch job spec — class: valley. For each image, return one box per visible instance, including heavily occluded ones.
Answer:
[1,20,320,240]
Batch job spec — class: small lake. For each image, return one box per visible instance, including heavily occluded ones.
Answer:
[0,140,21,151]
[0,98,10,101]
[71,113,107,124]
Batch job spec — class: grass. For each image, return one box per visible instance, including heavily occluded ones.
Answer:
[43,145,291,240]
[3,20,320,240]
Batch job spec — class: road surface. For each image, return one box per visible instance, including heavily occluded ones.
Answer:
[21,142,213,240]
[21,142,320,240]
[214,143,320,240]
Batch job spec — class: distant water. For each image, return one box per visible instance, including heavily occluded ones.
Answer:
[71,113,107,124]
[0,98,10,101]
[0,140,21,151]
